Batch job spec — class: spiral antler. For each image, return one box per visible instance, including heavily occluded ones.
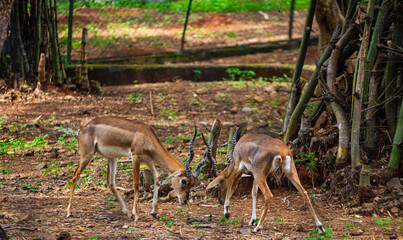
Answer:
[185,126,197,178]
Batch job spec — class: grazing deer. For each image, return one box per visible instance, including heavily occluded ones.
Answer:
[203,128,324,232]
[67,116,204,220]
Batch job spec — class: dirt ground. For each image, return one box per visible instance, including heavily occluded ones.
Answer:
[58,8,318,60]
[1,80,402,240]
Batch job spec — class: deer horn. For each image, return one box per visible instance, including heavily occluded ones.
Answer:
[226,126,241,165]
[185,126,197,178]
[201,132,219,177]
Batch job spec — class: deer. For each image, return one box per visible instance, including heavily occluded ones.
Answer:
[202,127,324,233]
[67,116,205,221]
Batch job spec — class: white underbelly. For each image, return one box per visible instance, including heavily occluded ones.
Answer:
[97,145,132,158]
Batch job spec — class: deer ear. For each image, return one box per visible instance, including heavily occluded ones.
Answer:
[168,170,184,179]
[206,176,223,190]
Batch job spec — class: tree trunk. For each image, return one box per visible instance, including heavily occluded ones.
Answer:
[351,0,375,167]
[283,0,317,135]
[0,0,15,51]
[315,0,344,54]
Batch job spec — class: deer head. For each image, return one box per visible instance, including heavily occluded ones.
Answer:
[170,126,206,205]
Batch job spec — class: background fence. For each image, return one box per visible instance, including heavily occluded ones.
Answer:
[56,0,311,63]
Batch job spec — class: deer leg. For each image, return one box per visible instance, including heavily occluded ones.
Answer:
[249,179,258,226]
[146,162,160,217]
[283,155,324,233]
[229,171,243,199]
[223,162,242,219]
[66,145,94,217]
[253,175,273,232]
[107,158,129,217]
[131,154,141,221]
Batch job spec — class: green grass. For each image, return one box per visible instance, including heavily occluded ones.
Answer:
[57,0,309,13]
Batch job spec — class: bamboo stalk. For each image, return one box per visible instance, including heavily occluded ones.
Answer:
[206,119,222,177]
[45,0,61,85]
[226,128,235,163]
[33,0,42,73]
[384,0,403,137]
[14,0,29,79]
[388,98,403,169]
[207,119,222,161]
[180,0,192,53]
[326,25,359,163]
[288,0,295,41]
[351,0,375,167]
[359,165,371,187]
[364,0,392,150]
[80,28,89,90]
[284,46,331,142]
[52,0,65,80]
[67,0,74,63]
[283,0,318,134]
[341,0,358,35]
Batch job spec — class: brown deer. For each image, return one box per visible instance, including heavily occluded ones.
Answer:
[203,128,324,232]
[67,116,205,220]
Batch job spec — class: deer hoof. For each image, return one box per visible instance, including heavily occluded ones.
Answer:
[318,225,325,233]
[151,213,157,218]
[224,212,230,219]
[249,218,256,226]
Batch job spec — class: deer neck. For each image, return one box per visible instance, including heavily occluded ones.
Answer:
[148,143,184,174]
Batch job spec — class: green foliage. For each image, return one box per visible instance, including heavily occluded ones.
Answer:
[159,216,174,226]
[42,162,61,177]
[225,68,255,81]
[0,166,12,175]
[127,93,144,104]
[218,216,228,223]
[0,114,6,128]
[21,184,37,192]
[307,228,333,240]
[269,74,291,83]
[295,152,318,174]
[193,70,202,80]
[274,217,283,222]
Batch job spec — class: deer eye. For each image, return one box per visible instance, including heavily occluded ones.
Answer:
[181,179,187,185]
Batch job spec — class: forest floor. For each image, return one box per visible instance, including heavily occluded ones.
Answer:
[1,80,402,240]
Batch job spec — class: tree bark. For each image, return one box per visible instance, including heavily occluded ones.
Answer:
[283,0,317,135]
[0,0,15,51]
[315,0,344,54]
